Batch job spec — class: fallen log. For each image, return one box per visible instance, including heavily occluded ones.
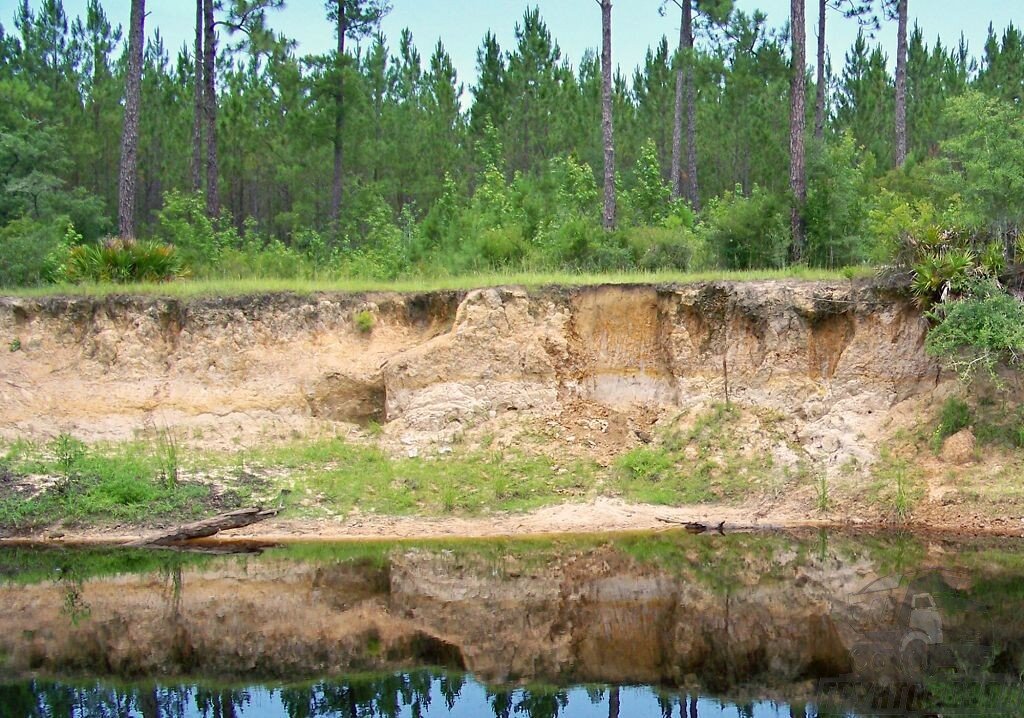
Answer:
[655,516,788,534]
[127,507,279,547]
[655,517,726,534]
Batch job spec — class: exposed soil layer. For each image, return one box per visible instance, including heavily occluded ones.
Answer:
[2,281,1023,537]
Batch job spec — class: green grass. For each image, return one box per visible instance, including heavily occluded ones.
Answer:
[0,438,224,530]
[250,437,599,516]
[614,403,776,505]
[2,266,874,299]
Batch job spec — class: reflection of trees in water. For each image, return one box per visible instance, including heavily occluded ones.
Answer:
[0,676,828,718]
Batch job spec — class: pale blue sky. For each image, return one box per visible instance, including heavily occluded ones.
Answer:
[3,0,1020,93]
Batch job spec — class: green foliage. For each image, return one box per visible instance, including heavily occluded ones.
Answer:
[815,473,830,513]
[353,309,375,333]
[699,186,789,270]
[940,91,1024,238]
[61,239,183,284]
[0,2,1019,290]
[152,191,228,270]
[0,439,213,530]
[50,433,86,493]
[626,224,705,272]
[870,451,923,523]
[804,133,872,268]
[926,283,1024,383]
[0,216,69,287]
[936,397,972,442]
[9,338,21,352]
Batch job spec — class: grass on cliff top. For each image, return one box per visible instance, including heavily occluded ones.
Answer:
[4,266,872,299]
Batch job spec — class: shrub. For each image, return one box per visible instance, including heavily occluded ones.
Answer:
[935,397,972,446]
[804,134,872,267]
[353,310,375,334]
[626,225,705,271]
[153,190,233,270]
[0,216,67,287]
[926,282,1024,383]
[62,238,183,284]
[699,185,789,270]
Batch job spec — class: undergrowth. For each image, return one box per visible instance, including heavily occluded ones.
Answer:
[614,404,778,505]
[0,437,219,530]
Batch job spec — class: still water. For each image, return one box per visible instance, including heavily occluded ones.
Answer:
[1,530,1023,717]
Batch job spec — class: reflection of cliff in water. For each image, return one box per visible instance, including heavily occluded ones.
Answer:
[1,533,1023,702]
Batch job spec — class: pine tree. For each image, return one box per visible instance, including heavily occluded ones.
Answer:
[324,0,391,227]
[812,1,877,139]
[661,0,731,210]
[202,0,218,215]
[883,0,909,167]
[191,0,203,192]
[597,0,616,230]
[117,0,144,239]
[790,0,807,261]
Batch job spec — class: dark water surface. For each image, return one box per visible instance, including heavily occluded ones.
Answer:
[2,530,1024,717]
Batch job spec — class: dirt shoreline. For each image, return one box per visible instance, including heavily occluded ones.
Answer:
[3,498,1023,546]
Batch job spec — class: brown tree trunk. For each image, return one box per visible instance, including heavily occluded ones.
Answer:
[192,0,203,192]
[789,0,807,262]
[679,1,700,209]
[117,0,145,240]
[813,0,827,139]
[331,7,347,227]
[671,1,686,201]
[203,0,220,216]
[599,0,616,231]
[894,0,908,167]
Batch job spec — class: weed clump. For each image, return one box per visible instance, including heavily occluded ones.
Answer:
[353,310,375,334]
[931,397,972,452]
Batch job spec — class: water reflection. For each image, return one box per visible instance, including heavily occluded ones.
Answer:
[0,674,815,718]
[2,531,1024,716]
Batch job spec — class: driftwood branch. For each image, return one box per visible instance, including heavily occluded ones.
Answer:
[128,507,278,547]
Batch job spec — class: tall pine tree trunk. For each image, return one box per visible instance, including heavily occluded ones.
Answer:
[599,0,616,231]
[671,1,686,201]
[203,0,220,216]
[683,1,699,211]
[894,0,908,167]
[671,1,700,210]
[117,0,144,240]
[331,11,347,227]
[813,0,827,139]
[192,0,203,192]
[789,0,807,262]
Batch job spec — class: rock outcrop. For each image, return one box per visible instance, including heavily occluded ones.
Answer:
[0,281,942,473]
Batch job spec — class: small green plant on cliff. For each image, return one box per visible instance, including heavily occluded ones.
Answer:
[353,310,375,334]
[154,427,180,488]
[9,338,21,352]
[930,397,973,452]
[870,450,924,523]
[50,433,86,493]
[815,473,830,513]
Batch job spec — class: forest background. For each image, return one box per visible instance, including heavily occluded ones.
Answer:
[1,0,1024,293]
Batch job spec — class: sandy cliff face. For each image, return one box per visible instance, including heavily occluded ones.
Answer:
[0,282,942,475]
